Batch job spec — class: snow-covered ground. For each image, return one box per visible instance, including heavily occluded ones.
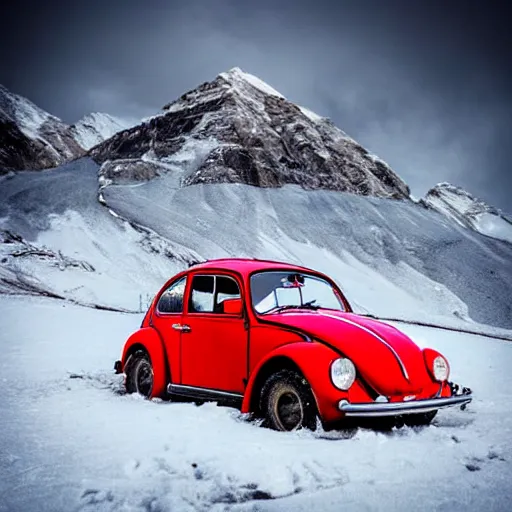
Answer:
[1,295,511,512]
[1,158,511,331]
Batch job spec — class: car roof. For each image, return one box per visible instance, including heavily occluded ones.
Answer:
[188,258,317,276]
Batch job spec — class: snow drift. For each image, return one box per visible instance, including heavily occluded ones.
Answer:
[1,295,511,512]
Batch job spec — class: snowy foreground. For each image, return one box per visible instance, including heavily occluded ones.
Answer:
[1,297,512,511]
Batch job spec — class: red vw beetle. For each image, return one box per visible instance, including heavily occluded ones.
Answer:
[114,258,472,431]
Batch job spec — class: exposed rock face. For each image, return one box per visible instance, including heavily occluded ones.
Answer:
[0,85,84,173]
[422,182,512,244]
[69,112,135,150]
[91,68,410,199]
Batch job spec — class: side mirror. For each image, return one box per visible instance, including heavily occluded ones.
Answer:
[222,298,243,315]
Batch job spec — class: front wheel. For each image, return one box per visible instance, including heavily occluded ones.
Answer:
[125,351,154,398]
[260,370,318,431]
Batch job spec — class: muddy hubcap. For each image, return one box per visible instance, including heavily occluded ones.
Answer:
[276,391,303,431]
[136,360,153,397]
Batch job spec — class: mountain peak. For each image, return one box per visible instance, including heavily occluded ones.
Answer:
[425,182,501,216]
[0,85,84,172]
[422,182,512,244]
[0,83,60,139]
[218,67,285,99]
[91,69,410,199]
[70,112,136,150]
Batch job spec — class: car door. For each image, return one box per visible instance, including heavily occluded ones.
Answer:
[179,272,248,394]
[150,275,187,384]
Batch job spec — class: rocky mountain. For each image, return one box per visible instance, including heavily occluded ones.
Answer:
[70,112,135,150]
[1,69,510,330]
[422,182,512,244]
[91,68,410,199]
[0,85,84,172]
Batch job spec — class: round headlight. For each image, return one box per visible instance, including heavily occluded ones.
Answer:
[330,358,356,390]
[433,356,449,381]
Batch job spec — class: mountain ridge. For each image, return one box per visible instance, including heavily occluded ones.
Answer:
[91,67,410,199]
[422,182,512,244]
[0,84,84,171]
[70,112,136,150]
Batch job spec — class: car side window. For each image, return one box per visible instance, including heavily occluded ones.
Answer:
[189,275,215,312]
[156,277,187,314]
[215,275,241,313]
[189,274,241,314]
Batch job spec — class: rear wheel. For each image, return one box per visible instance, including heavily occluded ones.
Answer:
[260,370,318,431]
[125,351,154,398]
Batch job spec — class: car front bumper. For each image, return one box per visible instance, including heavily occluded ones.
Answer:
[338,390,472,418]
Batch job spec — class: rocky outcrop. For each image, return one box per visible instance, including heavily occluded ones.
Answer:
[421,182,512,244]
[91,68,410,199]
[0,85,84,172]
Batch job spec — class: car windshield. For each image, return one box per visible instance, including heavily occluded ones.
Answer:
[251,271,344,314]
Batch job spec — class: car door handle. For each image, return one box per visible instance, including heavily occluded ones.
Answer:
[172,323,191,333]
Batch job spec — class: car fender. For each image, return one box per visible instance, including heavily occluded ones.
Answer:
[242,341,346,422]
[121,327,168,398]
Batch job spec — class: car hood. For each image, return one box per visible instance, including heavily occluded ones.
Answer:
[263,310,433,396]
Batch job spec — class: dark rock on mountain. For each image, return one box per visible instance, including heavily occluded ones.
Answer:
[0,85,84,173]
[91,68,410,199]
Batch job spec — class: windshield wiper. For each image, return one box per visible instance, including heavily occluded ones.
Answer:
[273,300,320,313]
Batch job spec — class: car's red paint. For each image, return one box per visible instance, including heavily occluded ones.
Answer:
[118,258,460,425]
[265,311,436,396]
[223,298,243,315]
[180,312,248,392]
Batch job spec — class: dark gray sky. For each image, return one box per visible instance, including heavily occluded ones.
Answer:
[1,0,511,211]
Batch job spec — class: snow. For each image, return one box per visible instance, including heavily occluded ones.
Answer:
[1,158,511,330]
[70,113,136,150]
[101,172,512,331]
[141,136,220,187]
[298,105,325,123]
[220,67,285,99]
[1,294,511,512]
[0,159,200,310]
[424,182,512,244]
[473,212,512,245]
[0,84,84,166]
[0,84,59,140]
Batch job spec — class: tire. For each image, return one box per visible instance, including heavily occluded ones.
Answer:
[125,351,154,398]
[404,410,437,427]
[260,370,318,431]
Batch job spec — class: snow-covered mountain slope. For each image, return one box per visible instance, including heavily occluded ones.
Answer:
[1,295,511,512]
[70,112,136,150]
[422,183,512,244]
[1,158,511,332]
[0,159,201,310]
[91,68,410,199]
[0,85,84,172]
[100,163,512,330]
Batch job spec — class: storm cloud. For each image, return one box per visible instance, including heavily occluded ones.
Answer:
[1,0,510,210]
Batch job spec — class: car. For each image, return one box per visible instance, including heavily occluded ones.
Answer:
[114,258,472,431]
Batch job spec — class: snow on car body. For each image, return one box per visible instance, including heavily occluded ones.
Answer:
[115,258,472,431]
